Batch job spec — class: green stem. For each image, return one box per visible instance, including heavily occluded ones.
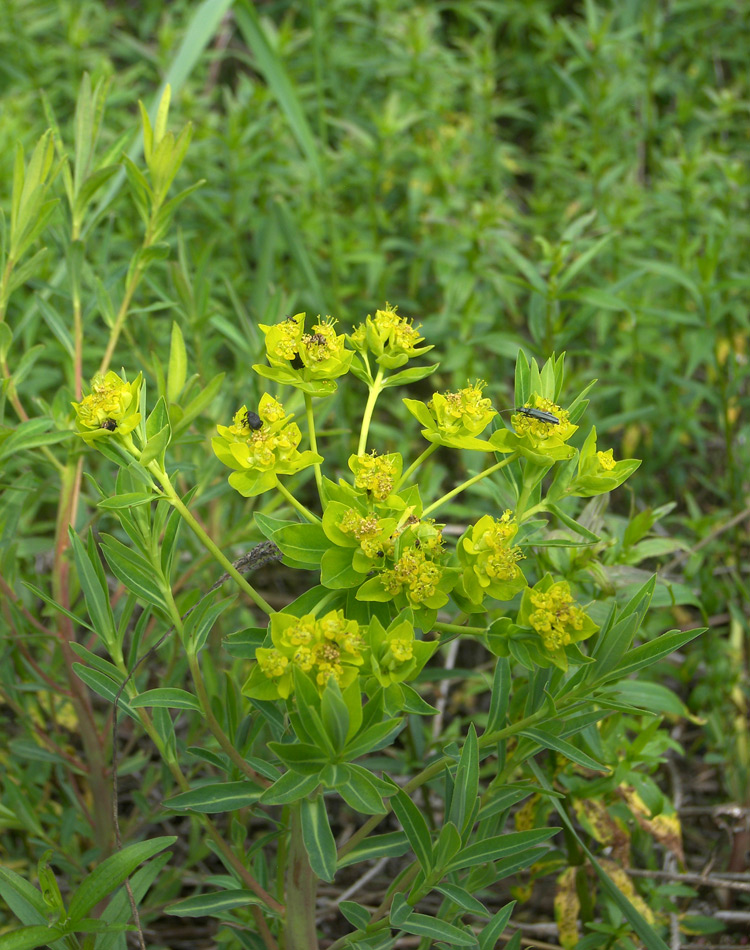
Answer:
[357,368,385,455]
[152,469,275,615]
[433,620,486,636]
[186,650,271,788]
[304,392,324,503]
[97,259,146,376]
[277,479,321,524]
[285,804,319,950]
[422,453,519,517]
[397,442,438,489]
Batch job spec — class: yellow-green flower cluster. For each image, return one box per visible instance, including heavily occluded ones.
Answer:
[528,581,586,650]
[338,509,393,559]
[254,313,353,394]
[212,393,322,497]
[430,380,495,435]
[244,609,437,700]
[349,451,402,501]
[458,511,527,604]
[245,609,365,700]
[490,392,578,462]
[72,371,142,444]
[262,314,350,376]
[349,303,433,369]
[382,547,443,606]
[512,576,599,670]
[404,380,497,451]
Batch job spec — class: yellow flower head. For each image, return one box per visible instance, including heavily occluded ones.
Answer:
[212,394,322,496]
[596,448,616,471]
[382,546,443,606]
[247,609,365,700]
[259,314,352,383]
[458,511,526,604]
[349,451,402,502]
[298,317,346,367]
[528,581,586,651]
[348,303,433,367]
[72,371,142,444]
[428,380,496,437]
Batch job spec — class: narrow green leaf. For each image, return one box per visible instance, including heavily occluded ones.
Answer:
[69,528,117,648]
[261,772,320,806]
[166,889,263,917]
[165,782,262,813]
[67,837,176,923]
[97,493,155,510]
[300,797,337,883]
[445,828,557,872]
[129,688,201,711]
[546,503,601,541]
[519,729,609,773]
[449,724,478,833]
[72,664,136,719]
[434,883,489,917]
[399,914,476,947]
[478,902,516,950]
[0,926,64,950]
[234,2,322,180]
[339,901,370,930]
[337,832,409,869]
[167,321,187,404]
[390,791,432,873]
[595,628,705,684]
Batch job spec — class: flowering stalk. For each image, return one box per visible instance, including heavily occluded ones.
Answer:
[422,452,519,517]
[304,392,324,502]
[357,367,385,455]
[396,442,438,488]
[153,470,275,616]
[277,479,321,524]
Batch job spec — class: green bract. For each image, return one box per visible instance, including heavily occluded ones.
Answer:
[212,393,323,497]
[254,313,354,395]
[457,511,527,605]
[567,426,642,497]
[72,371,142,444]
[364,614,438,690]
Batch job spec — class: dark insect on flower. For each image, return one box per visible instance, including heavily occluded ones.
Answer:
[308,333,327,346]
[285,314,298,323]
[516,407,560,425]
[100,418,118,431]
[499,407,560,425]
[245,410,263,431]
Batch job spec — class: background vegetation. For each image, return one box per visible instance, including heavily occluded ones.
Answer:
[2,0,750,945]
